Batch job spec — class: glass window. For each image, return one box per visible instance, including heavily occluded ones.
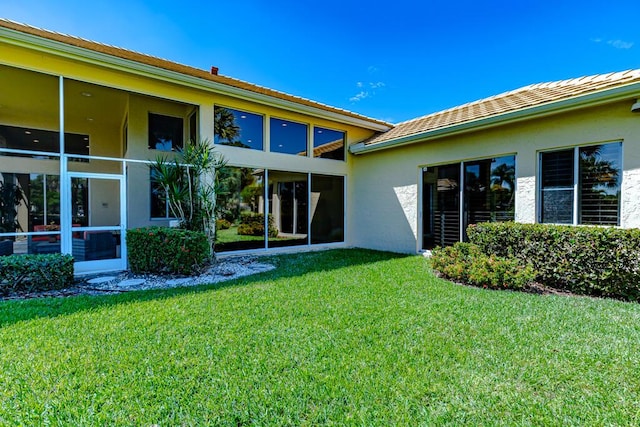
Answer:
[463,156,515,239]
[540,142,621,226]
[270,118,308,155]
[313,127,345,160]
[148,113,184,151]
[214,106,263,150]
[268,171,308,247]
[311,174,344,243]
[579,143,621,225]
[422,163,461,249]
[150,169,171,219]
[0,172,61,256]
[215,166,266,252]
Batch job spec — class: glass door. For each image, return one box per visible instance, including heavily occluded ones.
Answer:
[67,172,125,274]
[422,164,461,249]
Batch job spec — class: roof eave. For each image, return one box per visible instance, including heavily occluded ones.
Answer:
[350,83,640,154]
[0,25,392,132]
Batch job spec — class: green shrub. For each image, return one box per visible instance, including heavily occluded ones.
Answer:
[237,213,278,237]
[0,253,74,293]
[431,242,535,290]
[127,227,210,275]
[216,218,231,230]
[468,222,640,300]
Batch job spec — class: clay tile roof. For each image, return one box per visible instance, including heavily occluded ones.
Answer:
[0,19,391,129]
[365,69,640,146]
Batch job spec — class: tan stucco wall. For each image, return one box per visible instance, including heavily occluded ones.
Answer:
[350,101,640,253]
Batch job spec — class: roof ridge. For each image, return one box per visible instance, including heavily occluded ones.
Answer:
[392,69,640,126]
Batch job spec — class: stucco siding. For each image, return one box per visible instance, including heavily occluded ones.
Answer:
[350,101,640,253]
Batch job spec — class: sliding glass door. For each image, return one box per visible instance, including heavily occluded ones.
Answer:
[422,155,515,249]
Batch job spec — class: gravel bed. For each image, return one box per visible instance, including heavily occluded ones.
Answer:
[2,256,275,301]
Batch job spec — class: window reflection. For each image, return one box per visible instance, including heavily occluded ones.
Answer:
[215,166,266,251]
[270,118,308,155]
[311,174,344,243]
[148,113,184,151]
[214,107,264,150]
[268,171,308,247]
[313,127,345,160]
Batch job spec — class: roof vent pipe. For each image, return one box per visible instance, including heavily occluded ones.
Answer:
[210,66,219,75]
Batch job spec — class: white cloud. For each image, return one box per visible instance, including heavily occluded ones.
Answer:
[356,81,363,88]
[608,39,634,49]
[367,65,379,74]
[349,91,369,102]
[369,81,385,89]
[592,37,634,49]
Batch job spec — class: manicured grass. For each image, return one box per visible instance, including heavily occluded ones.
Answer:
[1,249,640,425]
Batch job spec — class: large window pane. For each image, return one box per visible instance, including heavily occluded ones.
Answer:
[214,107,263,150]
[148,113,183,151]
[463,156,515,238]
[268,171,308,247]
[422,163,460,249]
[270,118,308,155]
[0,172,61,256]
[540,149,574,224]
[311,175,344,244]
[215,167,266,252]
[579,142,621,226]
[313,127,345,160]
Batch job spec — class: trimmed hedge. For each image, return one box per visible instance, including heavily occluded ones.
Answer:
[431,242,535,290]
[468,222,640,301]
[237,213,278,238]
[0,253,74,294]
[127,227,210,275]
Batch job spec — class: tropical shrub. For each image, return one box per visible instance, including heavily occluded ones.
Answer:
[0,253,74,293]
[431,242,534,290]
[237,213,278,237]
[127,227,209,275]
[216,218,231,230]
[149,139,226,256]
[468,222,640,300]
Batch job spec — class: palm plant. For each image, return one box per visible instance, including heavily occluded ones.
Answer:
[150,139,226,256]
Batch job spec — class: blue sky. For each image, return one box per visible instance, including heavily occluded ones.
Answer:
[4,0,640,124]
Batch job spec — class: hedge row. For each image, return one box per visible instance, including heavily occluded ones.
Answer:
[0,253,74,293]
[467,222,640,301]
[127,227,210,275]
[237,213,278,238]
[431,242,535,290]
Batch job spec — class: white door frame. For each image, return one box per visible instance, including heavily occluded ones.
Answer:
[65,171,127,274]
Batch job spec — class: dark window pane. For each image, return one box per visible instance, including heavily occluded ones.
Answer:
[313,127,345,160]
[541,189,574,224]
[270,118,308,155]
[579,142,621,225]
[541,150,573,188]
[268,171,308,248]
[215,167,266,252]
[422,163,460,249]
[311,175,344,244]
[149,169,168,218]
[214,107,263,150]
[148,113,183,151]
[463,156,515,239]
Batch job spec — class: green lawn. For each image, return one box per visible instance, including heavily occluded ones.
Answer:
[1,249,640,425]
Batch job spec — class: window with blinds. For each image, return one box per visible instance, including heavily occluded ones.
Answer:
[540,142,621,226]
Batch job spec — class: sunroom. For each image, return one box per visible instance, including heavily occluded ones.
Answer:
[0,63,198,274]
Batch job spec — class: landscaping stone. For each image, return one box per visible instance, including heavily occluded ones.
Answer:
[87,276,117,284]
[1,256,276,301]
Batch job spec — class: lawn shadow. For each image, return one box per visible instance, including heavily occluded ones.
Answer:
[0,248,411,328]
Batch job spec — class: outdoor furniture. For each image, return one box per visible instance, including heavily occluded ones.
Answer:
[72,232,117,261]
[0,240,13,256]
